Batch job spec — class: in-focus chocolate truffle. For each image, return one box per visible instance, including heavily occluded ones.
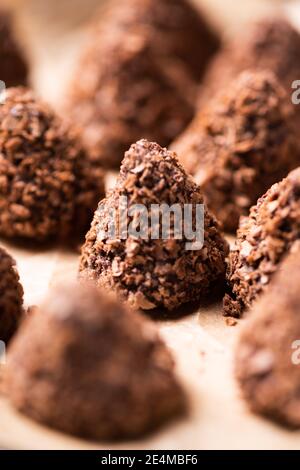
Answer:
[6,283,186,440]
[172,70,299,232]
[198,17,300,114]
[66,0,219,168]
[0,246,23,343]
[235,249,300,428]
[224,168,300,318]
[80,139,229,312]
[0,87,104,242]
[0,10,28,87]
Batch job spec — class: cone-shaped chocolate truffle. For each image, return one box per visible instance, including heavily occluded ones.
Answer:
[95,0,219,81]
[6,283,186,440]
[0,87,104,242]
[198,17,300,114]
[172,70,299,232]
[224,168,300,318]
[80,139,229,312]
[235,248,300,428]
[66,0,219,168]
[0,10,28,87]
[0,246,23,343]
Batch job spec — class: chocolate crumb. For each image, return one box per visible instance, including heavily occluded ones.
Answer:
[79,139,229,312]
[224,167,300,317]
[0,87,104,242]
[226,317,238,327]
[6,283,186,440]
[235,250,300,428]
[172,70,300,232]
[26,305,37,316]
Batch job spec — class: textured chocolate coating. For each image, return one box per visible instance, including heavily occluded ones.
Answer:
[224,168,300,318]
[0,10,28,87]
[66,0,219,168]
[80,139,229,312]
[6,283,186,440]
[172,70,299,232]
[198,17,300,112]
[0,246,23,343]
[235,249,300,428]
[0,87,104,242]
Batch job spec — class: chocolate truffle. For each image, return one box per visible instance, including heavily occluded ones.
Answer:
[172,70,299,232]
[96,0,219,81]
[6,283,186,440]
[235,249,300,428]
[0,246,23,343]
[198,17,300,113]
[80,139,229,311]
[224,167,300,318]
[0,10,28,87]
[66,0,219,168]
[0,87,104,241]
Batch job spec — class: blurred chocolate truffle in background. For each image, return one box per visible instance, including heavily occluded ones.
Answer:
[0,9,28,87]
[0,246,24,343]
[198,17,300,114]
[66,0,220,169]
[0,87,104,242]
[224,168,300,318]
[235,248,300,428]
[6,283,186,440]
[96,0,220,81]
[172,70,300,232]
[66,31,194,169]
[80,139,229,312]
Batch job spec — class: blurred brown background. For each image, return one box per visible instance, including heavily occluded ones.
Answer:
[3,0,293,105]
